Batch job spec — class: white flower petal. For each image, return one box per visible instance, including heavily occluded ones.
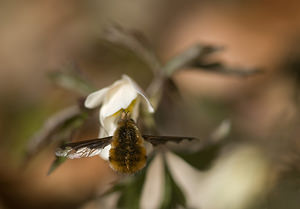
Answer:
[98,126,109,138]
[84,87,109,108]
[210,119,231,141]
[100,114,119,137]
[101,82,138,119]
[95,192,120,209]
[130,98,140,122]
[99,144,111,160]
[122,74,154,113]
[166,151,202,208]
[138,93,154,113]
[98,127,112,161]
[198,146,270,209]
[140,154,165,209]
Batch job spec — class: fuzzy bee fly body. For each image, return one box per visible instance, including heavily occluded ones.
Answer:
[108,112,147,173]
[56,111,196,174]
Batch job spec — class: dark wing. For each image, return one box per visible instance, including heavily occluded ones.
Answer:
[143,135,196,146]
[56,137,113,159]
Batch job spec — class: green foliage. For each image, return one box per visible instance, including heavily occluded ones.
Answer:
[48,70,95,95]
[160,159,187,209]
[100,168,148,209]
[55,111,88,139]
[175,141,223,171]
[47,156,67,175]
[116,172,147,209]
[43,111,88,173]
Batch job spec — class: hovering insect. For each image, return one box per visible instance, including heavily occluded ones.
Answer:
[56,111,195,174]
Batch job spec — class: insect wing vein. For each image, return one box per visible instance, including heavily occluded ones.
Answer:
[143,135,196,146]
[56,137,112,159]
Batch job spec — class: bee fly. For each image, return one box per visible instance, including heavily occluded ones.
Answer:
[56,111,195,174]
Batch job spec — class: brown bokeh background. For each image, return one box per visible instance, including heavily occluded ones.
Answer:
[1,0,300,208]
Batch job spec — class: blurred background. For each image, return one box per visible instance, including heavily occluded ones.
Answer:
[1,0,300,208]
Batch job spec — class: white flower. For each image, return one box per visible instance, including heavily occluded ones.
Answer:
[84,74,154,160]
[162,146,270,209]
[140,154,165,209]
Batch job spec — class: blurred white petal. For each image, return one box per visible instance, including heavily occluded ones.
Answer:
[84,87,109,108]
[99,192,120,209]
[210,119,231,141]
[81,192,120,209]
[144,141,154,155]
[165,151,203,208]
[198,145,270,209]
[140,154,165,209]
[166,146,270,209]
